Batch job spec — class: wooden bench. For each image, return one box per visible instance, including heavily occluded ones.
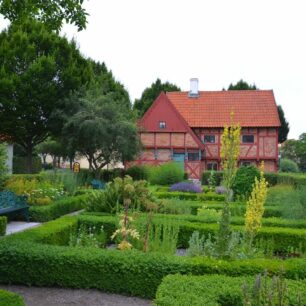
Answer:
[0,191,29,221]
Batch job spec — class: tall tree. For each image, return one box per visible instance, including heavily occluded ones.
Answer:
[277,105,290,143]
[228,79,258,90]
[134,78,180,117]
[296,133,306,172]
[227,80,289,143]
[0,0,88,31]
[0,19,92,173]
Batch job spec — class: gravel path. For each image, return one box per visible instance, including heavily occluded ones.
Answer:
[0,285,152,306]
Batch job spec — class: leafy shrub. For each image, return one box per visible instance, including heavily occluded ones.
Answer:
[148,163,184,185]
[202,171,223,185]
[0,143,8,189]
[155,274,306,306]
[86,176,156,214]
[0,289,25,306]
[207,170,217,191]
[158,199,192,215]
[232,165,260,198]
[29,194,88,222]
[169,182,202,193]
[125,165,149,180]
[0,216,7,236]
[280,158,299,173]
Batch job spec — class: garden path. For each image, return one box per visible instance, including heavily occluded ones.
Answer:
[5,221,40,235]
[0,285,152,306]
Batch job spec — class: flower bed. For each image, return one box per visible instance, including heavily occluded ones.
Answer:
[169,182,202,193]
[0,215,305,299]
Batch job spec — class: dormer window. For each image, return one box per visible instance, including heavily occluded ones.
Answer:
[159,121,166,129]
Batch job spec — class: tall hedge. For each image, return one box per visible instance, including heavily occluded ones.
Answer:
[13,156,42,174]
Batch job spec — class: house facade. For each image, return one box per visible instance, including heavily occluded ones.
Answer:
[128,80,281,179]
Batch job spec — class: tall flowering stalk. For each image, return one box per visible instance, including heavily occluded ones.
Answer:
[245,162,268,247]
[217,112,241,256]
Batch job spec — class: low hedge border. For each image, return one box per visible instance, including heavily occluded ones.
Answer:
[154,274,306,306]
[0,216,305,299]
[161,200,282,218]
[0,217,7,236]
[155,191,225,202]
[0,289,25,306]
[79,214,306,253]
[29,194,88,222]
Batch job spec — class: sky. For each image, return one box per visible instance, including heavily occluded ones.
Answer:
[1,0,306,139]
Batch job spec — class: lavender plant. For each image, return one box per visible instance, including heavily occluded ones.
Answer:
[169,182,202,193]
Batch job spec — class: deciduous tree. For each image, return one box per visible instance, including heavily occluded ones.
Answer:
[0,0,88,31]
[0,20,92,172]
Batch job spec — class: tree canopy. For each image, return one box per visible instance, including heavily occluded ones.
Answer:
[0,19,92,172]
[0,0,88,31]
[227,79,258,90]
[227,80,289,143]
[134,78,180,118]
[277,105,290,143]
[63,89,140,173]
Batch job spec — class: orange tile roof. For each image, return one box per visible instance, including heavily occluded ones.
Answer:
[166,90,281,128]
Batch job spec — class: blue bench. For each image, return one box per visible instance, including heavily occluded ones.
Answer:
[91,179,106,190]
[0,191,29,221]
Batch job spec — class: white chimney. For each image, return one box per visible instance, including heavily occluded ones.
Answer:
[189,78,199,97]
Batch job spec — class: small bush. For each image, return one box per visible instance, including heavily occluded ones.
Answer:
[148,163,184,185]
[0,289,25,306]
[125,165,149,180]
[0,216,7,236]
[280,158,299,173]
[169,182,202,193]
[232,165,260,198]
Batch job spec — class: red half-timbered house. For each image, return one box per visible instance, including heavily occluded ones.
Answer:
[129,79,281,179]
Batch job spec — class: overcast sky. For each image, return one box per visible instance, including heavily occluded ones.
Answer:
[1,0,305,139]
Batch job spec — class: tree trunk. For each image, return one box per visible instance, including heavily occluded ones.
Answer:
[69,157,73,170]
[26,146,33,174]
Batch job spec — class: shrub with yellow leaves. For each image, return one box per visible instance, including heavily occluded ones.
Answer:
[245,162,268,247]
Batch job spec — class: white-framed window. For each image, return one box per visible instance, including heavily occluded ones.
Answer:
[159,121,166,129]
[203,135,215,143]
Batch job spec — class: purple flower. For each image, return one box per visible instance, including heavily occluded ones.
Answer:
[169,182,203,193]
[215,186,227,195]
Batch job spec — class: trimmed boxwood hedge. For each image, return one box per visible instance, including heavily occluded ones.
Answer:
[0,289,25,306]
[154,274,306,306]
[160,199,282,218]
[0,216,7,236]
[79,214,306,253]
[29,194,88,222]
[155,191,225,202]
[0,216,305,299]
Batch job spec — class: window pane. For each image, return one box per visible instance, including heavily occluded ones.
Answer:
[203,135,215,143]
[159,121,166,129]
[242,135,254,143]
[207,162,218,171]
[188,152,199,161]
[241,161,252,167]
